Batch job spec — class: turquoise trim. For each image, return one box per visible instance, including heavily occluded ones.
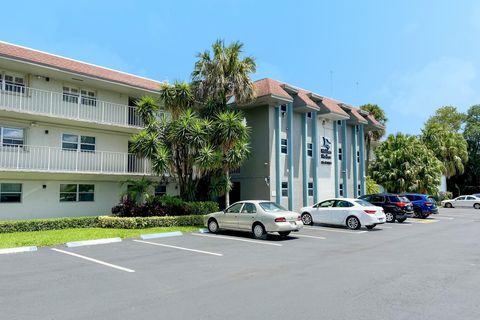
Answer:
[302,113,308,206]
[333,121,339,198]
[287,102,294,210]
[341,120,348,198]
[312,112,318,203]
[352,125,358,197]
[358,124,366,195]
[275,106,281,204]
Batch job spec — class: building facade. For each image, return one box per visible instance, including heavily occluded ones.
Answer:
[231,78,383,212]
[0,42,175,220]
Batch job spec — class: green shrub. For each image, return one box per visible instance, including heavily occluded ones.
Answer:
[0,216,99,234]
[97,215,204,229]
[185,201,219,215]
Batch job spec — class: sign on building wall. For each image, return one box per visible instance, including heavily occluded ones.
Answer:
[320,136,332,165]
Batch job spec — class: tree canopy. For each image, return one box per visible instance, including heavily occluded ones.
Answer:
[424,106,466,132]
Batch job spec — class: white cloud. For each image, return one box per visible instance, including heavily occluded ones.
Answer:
[379,57,479,133]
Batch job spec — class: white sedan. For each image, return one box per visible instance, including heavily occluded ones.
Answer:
[441,195,480,209]
[300,198,386,230]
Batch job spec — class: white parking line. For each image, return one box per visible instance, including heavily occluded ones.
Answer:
[304,226,367,234]
[133,239,223,256]
[294,234,326,240]
[191,233,283,246]
[51,248,135,273]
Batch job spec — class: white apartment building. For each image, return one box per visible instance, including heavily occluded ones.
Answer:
[230,78,383,212]
[0,41,174,220]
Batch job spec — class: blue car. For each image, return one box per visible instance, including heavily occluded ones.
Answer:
[400,194,438,218]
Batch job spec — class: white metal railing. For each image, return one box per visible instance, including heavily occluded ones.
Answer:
[0,84,145,128]
[0,144,152,175]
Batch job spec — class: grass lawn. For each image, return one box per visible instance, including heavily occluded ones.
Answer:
[0,226,202,249]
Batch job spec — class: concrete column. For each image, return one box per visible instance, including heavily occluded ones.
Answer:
[341,120,348,198]
[287,102,294,211]
[333,121,339,198]
[352,125,358,197]
[302,113,308,207]
[312,111,319,203]
[275,105,281,204]
[358,124,366,195]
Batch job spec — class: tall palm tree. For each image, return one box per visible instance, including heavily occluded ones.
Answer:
[360,104,388,174]
[212,111,250,206]
[191,39,257,109]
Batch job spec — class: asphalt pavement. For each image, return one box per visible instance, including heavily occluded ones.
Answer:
[1,207,479,320]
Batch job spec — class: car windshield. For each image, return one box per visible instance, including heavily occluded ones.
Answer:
[259,202,287,212]
[354,199,375,207]
[427,196,436,203]
[400,197,411,203]
[387,195,402,202]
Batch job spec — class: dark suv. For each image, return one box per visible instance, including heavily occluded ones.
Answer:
[358,193,413,223]
[400,193,438,218]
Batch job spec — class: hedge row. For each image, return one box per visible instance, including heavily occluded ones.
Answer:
[0,215,204,234]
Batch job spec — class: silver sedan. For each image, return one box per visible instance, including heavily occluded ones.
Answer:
[205,200,303,239]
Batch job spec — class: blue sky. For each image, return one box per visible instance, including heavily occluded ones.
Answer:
[1,0,479,135]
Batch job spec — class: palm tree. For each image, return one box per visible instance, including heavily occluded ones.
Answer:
[191,39,257,110]
[360,104,388,174]
[121,176,155,204]
[421,123,468,178]
[212,111,250,206]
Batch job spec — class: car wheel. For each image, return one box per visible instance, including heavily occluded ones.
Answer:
[208,219,219,233]
[346,216,361,230]
[413,209,422,218]
[397,218,406,223]
[445,203,453,208]
[279,231,291,237]
[421,213,429,219]
[253,223,267,240]
[474,203,480,209]
[385,212,395,223]
[366,225,375,230]
[301,212,313,226]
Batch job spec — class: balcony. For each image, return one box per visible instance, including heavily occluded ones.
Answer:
[0,84,145,128]
[0,144,152,175]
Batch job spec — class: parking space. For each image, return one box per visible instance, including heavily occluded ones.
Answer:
[2,207,479,320]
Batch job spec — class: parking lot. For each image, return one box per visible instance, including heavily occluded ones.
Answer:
[1,207,480,320]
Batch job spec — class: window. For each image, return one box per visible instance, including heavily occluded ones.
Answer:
[241,203,257,214]
[308,182,314,197]
[338,147,342,161]
[280,104,287,113]
[282,182,288,197]
[60,184,94,202]
[155,185,166,197]
[317,199,336,208]
[371,195,385,203]
[0,183,22,203]
[335,200,354,208]
[63,86,79,103]
[307,143,313,157]
[259,202,287,212]
[281,139,288,154]
[354,200,374,207]
[62,134,95,152]
[357,184,361,197]
[466,196,476,200]
[225,202,243,213]
[1,74,25,93]
[307,112,312,119]
[339,183,344,197]
[1,127,24,147]
[387,195,402,203]
[357,150,360,163]
[455,196,465,201]
[81,89,97,106]
[337,120,342,126]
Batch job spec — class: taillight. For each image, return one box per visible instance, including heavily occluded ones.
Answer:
[396,202,407,207]
[275,217,286,222]
[364,210,376,214]
[425,202,432,205]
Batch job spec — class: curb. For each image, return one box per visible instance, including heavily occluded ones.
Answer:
[0,246,38,255]
[140,231,183,240]
[66,237,122,248]
[198,228,209,233]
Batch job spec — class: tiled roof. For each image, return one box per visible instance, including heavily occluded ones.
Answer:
[0,41,161,91]
[297,89,318,109]
[366,114,385,128]
[350,108,368,124]
[320,97,350,118]
[254,78,293,101]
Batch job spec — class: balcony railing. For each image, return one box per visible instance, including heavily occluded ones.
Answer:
[0,144,152,175]
[0,84,145,128]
